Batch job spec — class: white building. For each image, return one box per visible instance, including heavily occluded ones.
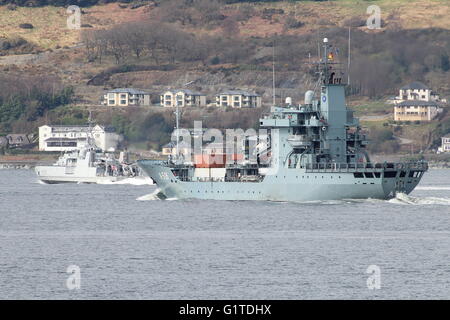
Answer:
[102,88,152,107]
[39,125,122,152]
[388,82,447,104]
[438,134,450,153]
[160,89,206,108]
[216,90,262,108]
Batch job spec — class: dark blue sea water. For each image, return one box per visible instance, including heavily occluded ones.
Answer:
[0,169,449,299]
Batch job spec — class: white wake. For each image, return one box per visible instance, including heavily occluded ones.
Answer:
[388,192,450,206]
[136,188,177,201]
[415,186,450,191]
[97,176,154,185]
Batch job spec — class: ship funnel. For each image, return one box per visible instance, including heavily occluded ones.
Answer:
[285,97,292,105]
[304,90,314,104]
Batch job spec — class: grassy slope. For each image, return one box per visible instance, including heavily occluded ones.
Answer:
[0,3,149,49]
[0,6,77,49]
[0,0,449,49]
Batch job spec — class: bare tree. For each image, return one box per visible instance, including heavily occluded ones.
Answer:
[106,28,128,64]
[158,0,193,25]
[122,22,148,59]
[221,16,240,38]
[193,0,223,24]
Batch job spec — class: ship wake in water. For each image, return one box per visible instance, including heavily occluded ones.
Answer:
[332,193,450,206]
[387,193,450,206]
[136,188,177,201]
[134,191,450,206]
[415,186,450,191]
[97,176,154,186]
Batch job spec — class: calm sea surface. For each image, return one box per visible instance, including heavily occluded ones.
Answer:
[0,169,449,299]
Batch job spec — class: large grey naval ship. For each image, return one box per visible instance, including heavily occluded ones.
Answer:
[138,39,428,201]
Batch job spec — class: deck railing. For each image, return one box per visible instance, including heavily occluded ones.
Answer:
[304,161,428,173]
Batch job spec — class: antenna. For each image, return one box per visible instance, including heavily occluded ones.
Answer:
[173,81,195,162]
[272,41,276,106]
[88,109,92,129]
[87,109,94,149]
[348,27,351,86]
[175,103,179,160]
[317,42,320,60]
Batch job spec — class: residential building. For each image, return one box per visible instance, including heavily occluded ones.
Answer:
[6,134,33,149]
[438,134,450,153]
[161,141,192,158]
[389,81,446,122]
[39,125,122,152]
[216,90,262,108]
[388,81,447,104]
[102,88,151,107]
[160,89,206,108]
[393,100,441,121]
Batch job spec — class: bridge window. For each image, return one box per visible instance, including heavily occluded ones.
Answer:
[364,172,374,178]
[353,172,364,178]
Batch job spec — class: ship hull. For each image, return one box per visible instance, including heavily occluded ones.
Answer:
[37,176,124,184]
[35,165,126,184]
[138,160,425,201]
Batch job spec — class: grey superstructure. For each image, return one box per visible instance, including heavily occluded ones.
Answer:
[138,39,427,201]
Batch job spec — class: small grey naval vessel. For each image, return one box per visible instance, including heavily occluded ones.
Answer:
[35,134,139,184]
[138,38,428,201]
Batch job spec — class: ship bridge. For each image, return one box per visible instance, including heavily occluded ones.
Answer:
[259,38,368,170]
